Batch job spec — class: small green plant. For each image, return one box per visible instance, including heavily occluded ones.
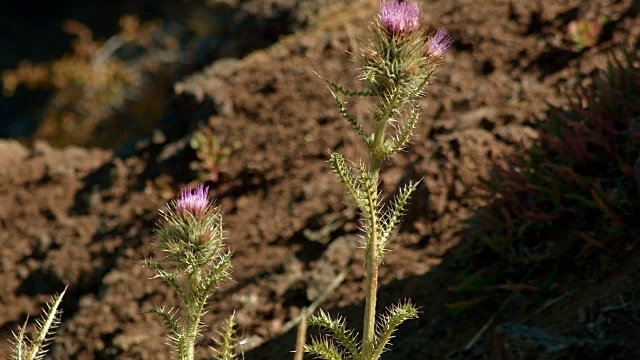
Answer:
[305,1,451,359]
[190,125,232,182]
[141,184,238,360]
[464,51,640,298]
[10,288,66,360]
[567,18,605,52]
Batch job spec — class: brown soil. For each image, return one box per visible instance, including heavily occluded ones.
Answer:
[1,0,639,359]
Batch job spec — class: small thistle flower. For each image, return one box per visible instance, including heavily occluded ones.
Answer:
[144,183,237,360]
[379,0,422,37]
[425,28,453,58]
[175,184,209,217]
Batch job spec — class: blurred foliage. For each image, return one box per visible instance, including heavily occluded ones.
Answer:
[2,15,183,147]
[460,50,640,302]
[567,18,606,52]
[189,124,232,182]
[1,0,339,148]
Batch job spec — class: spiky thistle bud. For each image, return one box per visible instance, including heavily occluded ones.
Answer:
[425,28,453,59]
[362,0,443,117]
[155,184,223,272]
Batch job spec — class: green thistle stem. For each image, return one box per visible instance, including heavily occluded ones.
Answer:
[362,205,379,357]
[362,117,387,358]
[185,271,205,360]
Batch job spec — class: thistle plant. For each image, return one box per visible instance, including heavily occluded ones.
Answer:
[10,288,66,360]
[305,1,451,359]
[142,184,237,360]
[190,124,232,183]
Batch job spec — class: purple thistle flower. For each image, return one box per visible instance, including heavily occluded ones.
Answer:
[175,184,209,217]
[379,0,422,37]
[425,28,453,57]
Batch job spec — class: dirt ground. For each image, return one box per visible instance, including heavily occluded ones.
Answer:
[1,0,639,359]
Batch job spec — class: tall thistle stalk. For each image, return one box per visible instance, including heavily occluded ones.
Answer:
[305,1,451,359]
[142,184,238,360]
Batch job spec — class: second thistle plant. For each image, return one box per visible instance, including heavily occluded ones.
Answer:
[305,1,451,359]
[142,184,237,360]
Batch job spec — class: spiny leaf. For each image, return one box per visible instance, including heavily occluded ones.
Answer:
[378,181,418,256]
[173,332,190,360]
[151,306,181,339]
[319,74,374,98]
[140,258,163,271]
[329,152,367,211]
[148,267,186,305]
[213,313,238,360]
[202,251,233,295]
[304,336,345,360]
[329,89,372,149]
[307,310,360,358]
[389,103,421,155]
[372,301,418,359]
[354,162,382,263]
[13,287,67,360]
[10,318,29,360]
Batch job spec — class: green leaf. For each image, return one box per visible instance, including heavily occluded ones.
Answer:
[213,313,238,360]
[307,310,360,358]
[202,251,233,295]
[372,301,418,359]
[11,317,29,360]
[174,332,190,360]
[320,75,374,98]
[378,181,418,256]
[13,287,66,360]
[389,104,421,155]
[328,89,372,149]
[304,336,345,360]
[354,162,381,262]
[151,306,181,339]
[151,268,186,305]
[329,152,367,211]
